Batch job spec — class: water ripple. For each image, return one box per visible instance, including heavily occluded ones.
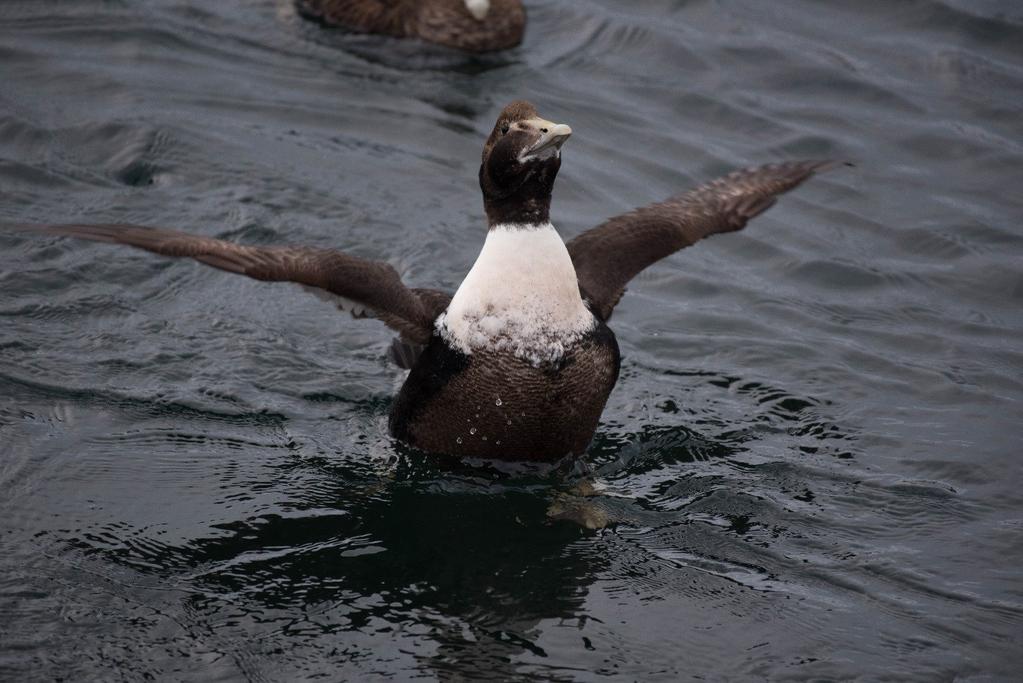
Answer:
[1,0,1022,679]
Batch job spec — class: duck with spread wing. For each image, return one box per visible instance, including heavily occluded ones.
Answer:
[6,101,840,461]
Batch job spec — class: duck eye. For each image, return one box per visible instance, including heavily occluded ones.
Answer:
[500,123,510,135]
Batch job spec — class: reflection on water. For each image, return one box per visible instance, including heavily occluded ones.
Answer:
[2,0,1022,679]
[155,471,600,680]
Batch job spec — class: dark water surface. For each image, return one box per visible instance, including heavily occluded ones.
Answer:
[2,0,1022,679]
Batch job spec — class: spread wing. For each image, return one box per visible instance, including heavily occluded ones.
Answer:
[567,160,843,320]
[4,222,448,345]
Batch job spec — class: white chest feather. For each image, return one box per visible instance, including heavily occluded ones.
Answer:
[437,222,595,365]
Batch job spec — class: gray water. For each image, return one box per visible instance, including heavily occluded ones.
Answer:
[1,0,1022,680]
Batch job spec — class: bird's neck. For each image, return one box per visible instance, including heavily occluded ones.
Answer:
[453,222,579,309]
[484,193,551,227]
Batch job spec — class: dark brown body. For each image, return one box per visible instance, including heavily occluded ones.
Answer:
[390,322,620,461]
[295,0,525,53]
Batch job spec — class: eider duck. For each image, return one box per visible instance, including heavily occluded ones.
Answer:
[4,100,838,462]
[295,0,526,53]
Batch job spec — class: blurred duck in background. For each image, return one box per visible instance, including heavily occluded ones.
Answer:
[295,0,526,53]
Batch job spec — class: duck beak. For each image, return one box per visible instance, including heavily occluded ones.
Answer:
[520,118,573,161]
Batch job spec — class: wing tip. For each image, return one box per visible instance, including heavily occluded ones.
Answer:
[761,159,852,177]
[0,221,125,244]
[807,159,854,173]
[750,158,853,193]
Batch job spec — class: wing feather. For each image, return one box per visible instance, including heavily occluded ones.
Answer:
[4,222,443,344]
[567,160,845,320]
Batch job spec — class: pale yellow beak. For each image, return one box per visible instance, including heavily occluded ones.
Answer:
[519,118,573,160]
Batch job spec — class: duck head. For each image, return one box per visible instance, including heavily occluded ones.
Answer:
[480,100,572,227]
